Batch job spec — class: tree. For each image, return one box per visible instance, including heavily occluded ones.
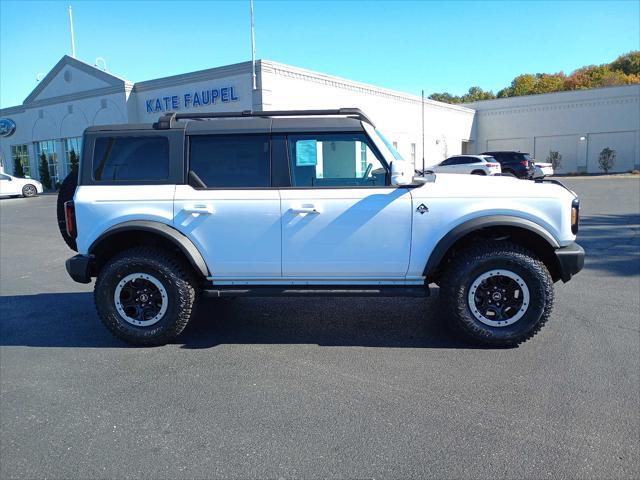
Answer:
[13,154,25,178]
[547,150,562,171]
[461,86,496,102]
[610,51,640,75]
[38,153,52,189]
[598,147,616,174]
[69,149,79,172]
[428,92,461,104]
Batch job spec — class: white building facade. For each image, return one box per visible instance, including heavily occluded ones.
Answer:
[465,85,640,174]
[0,55,638,184]
[0,56,473,183]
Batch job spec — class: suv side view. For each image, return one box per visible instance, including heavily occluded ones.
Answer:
[481,151,535,179]
[60,109,584,347]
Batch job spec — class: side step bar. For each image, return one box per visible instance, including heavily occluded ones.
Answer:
[202,286,429,298]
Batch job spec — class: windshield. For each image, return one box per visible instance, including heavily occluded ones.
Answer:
[375,130,404,161]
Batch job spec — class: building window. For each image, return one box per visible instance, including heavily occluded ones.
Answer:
[360,141,368,175]
[63,137,82,177]
[10,144,30,178]
[35,140,59,186]
[411,143,416,164]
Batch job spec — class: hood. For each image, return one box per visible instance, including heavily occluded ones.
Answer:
[412,173,575,201]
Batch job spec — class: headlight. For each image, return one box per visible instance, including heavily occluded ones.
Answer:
[571,198,580,234]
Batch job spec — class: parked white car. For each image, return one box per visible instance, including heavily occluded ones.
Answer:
[0,173,43,197]
[533,162,554,178]
[431,155,502,176]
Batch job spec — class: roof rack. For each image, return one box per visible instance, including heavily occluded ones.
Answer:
[153,108,375,129]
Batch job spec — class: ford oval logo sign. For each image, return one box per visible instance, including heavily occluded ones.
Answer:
[0,118,16,137]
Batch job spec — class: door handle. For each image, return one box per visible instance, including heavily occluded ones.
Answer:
[183,204,214,215]
[290,205,320,214]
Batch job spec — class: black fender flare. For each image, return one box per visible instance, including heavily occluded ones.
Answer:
[423,215,560,278]
[89,220,210,277]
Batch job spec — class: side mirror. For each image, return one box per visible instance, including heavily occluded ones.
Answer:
[390,161,412,186]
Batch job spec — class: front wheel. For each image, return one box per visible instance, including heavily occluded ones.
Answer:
[22,184,38,197]
[439,241,554,347]
[94,247,197,346]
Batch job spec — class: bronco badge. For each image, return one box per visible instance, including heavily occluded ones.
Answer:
[416,203,429,214]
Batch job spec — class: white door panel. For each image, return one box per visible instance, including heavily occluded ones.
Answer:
[280,188,412,277]
[74,185,176,253]
[174,185,281,277]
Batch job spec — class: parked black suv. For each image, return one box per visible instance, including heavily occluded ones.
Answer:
[481,151,535,179]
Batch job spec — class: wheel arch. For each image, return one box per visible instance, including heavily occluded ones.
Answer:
[424,216,562,282]
[89,220,209,278]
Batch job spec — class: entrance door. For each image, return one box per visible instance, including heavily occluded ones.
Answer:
[280,133,412,279]
[174,134,281,280]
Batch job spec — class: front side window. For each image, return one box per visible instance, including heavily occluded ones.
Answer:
[288,133,386,187]
[189,135,270,188]
[10,144,29,177]
[93,136,169,181]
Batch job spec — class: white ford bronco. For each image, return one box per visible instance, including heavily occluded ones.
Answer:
[59,109,584,347]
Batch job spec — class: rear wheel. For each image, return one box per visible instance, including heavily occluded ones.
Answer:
[22,184,38,197]
[502,169,517,178]
[471,170,486,175]
[94,247,197,346]
[439,241,554,347]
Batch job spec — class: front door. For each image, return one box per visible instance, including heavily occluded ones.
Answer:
[280,133,412,280]
[174,134,281,280]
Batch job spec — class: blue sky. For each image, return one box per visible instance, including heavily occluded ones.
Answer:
[1,0,638,108]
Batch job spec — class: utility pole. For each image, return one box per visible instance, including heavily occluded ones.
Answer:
[421,89,425,174]
[250,0,257,91]
[68,5,76,58]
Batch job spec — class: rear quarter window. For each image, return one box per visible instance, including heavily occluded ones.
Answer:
[93,136,169,181]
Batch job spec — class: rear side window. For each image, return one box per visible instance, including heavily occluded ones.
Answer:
[93,136,169,181]
[189,135,270,188]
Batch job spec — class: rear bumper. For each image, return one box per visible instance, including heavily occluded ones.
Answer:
[65,254,92,284]
[555,243,585,282]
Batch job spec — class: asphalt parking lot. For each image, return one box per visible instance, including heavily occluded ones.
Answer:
[1,177,639,479]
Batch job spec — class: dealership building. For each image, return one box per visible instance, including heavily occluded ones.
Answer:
[0,54,638,183]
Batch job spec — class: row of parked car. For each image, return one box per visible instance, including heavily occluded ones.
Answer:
[430,151,554,179]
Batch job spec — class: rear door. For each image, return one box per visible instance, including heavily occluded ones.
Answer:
[278,132,413,279]
[173,124,281,280]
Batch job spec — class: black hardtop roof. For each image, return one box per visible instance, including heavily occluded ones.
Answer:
[85,108,374,134]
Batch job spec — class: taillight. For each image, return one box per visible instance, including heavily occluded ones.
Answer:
[64,201,77,238]
[487,163,499,167]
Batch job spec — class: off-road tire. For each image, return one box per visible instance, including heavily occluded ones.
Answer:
[502,170,517,178]
[439,241,554,347]
[57,170,78,251]
[22,184,38,197]
[94,247,197,346]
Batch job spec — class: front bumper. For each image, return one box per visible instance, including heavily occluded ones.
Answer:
[555,243,585,282]
[65,254,92,284]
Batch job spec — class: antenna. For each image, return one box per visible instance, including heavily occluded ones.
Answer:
[421,89,425,174]
[68,5,76,58]
[250,0,257,90]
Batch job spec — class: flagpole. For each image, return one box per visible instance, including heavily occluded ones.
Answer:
[250,0,256,90]
[421,89,425,173]
[68,5,76,58]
